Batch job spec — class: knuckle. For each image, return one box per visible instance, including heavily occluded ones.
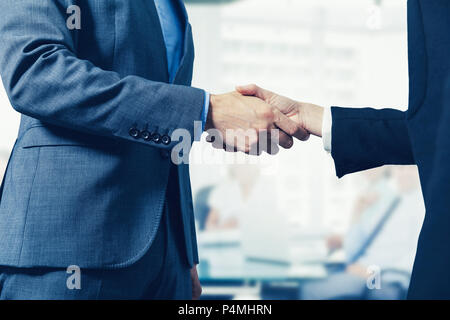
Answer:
[261,109,275,122]
[287,126,298,136]
[289,129,297,137]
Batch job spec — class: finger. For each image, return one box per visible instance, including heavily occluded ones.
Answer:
[263,127,283,154]
[222,142,237,153]
[236,84,273,101]
[272,108,310,141]
[225,129,259,154]
[257,134,272,155]
[254,128,281,155]
[247,143,262,156]
[250,128,271,155]
[206,130,226,149]
[277,130,294,149]
[265,136,280,155]
[212,138,224,149]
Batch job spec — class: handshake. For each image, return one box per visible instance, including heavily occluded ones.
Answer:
[205,84,324,155]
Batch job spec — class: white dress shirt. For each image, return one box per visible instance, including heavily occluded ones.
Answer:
[322,107,333,152]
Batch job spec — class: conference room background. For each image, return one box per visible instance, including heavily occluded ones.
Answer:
[0,0,424,299]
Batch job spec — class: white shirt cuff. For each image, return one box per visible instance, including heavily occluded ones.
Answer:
[322,107,332,153]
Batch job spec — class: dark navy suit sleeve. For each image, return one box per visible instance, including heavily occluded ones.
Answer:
[0,0,205,150]
[331,107,415,178]
[409,82,450,299]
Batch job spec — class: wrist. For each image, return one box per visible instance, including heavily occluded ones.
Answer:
[301,103,324,137]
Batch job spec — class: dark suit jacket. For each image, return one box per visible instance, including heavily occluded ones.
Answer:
[331,0,450,299]
[0,0,202,268]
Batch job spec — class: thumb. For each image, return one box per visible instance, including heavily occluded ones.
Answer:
[236,84,272,101]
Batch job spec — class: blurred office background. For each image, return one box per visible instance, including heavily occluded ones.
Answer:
[0,0,424,299]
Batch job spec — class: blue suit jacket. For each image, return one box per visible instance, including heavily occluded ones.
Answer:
[331,0,450,299]
[0,0,204,268]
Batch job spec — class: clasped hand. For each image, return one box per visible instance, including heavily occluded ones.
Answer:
[205,84,323,155]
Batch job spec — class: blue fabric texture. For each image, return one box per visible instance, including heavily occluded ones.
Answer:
[0,202,192,299]
[0,0,201,269]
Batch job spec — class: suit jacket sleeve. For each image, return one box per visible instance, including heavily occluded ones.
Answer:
[0,0,205,149]
[331,107,415,178]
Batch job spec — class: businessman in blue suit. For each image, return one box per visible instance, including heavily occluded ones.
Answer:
[0,0,307,299]
[238,0,450,299]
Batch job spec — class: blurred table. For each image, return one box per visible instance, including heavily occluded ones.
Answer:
[200,259,327,282]
[199,258,327,300]
[197,230,328,299]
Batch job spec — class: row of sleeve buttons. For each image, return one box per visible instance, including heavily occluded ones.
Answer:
[129,127,172,145]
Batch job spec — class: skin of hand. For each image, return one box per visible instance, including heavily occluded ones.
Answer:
[205,91,309,154]
[236,84,324,138]
[346,263,369,279]
[191,265,202,300]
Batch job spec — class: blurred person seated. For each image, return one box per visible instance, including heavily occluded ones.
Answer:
[200,164,261,231]
[194,185,214,232]
[302,166,425,300]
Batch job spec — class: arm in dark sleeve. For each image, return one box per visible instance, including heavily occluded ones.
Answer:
[0,0,204,149]
[331,107,415,178]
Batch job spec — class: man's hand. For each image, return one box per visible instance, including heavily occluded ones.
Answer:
[191,265,202,300]
[236,84,324,138]
[205,91,309,154]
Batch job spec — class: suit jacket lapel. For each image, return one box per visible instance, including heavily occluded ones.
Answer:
[144,0,170,82]
[173,1,194,84]
[144,0,193,84]
[177,0,189,21]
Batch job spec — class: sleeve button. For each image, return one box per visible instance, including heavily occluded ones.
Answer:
[152,133,162,144]
[141,130,151,141]
[161,135,171,145]
[129,127,140,139]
